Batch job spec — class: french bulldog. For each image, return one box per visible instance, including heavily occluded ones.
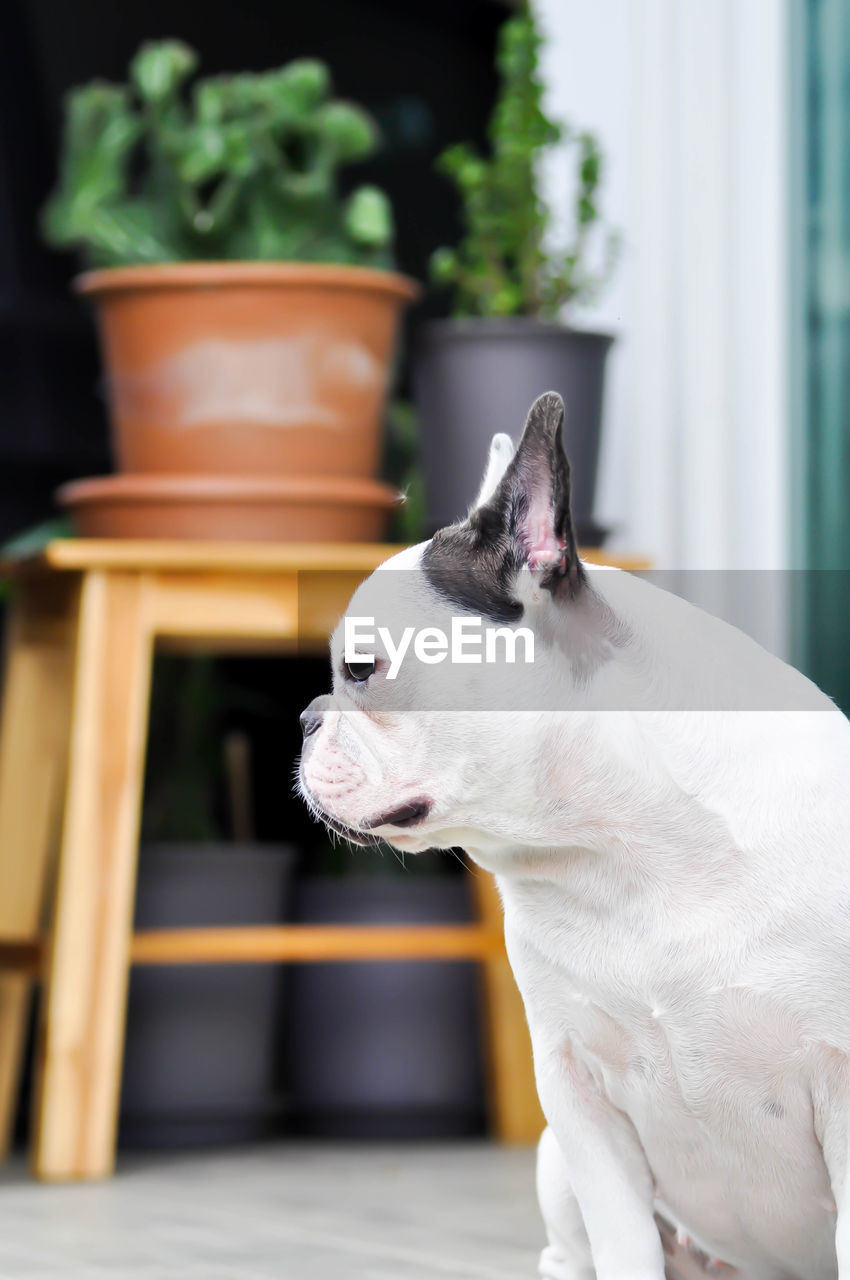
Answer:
[298,391,850,1280]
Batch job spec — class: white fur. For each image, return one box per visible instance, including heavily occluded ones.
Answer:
[300,543,850,1280]
[474,432,515,509]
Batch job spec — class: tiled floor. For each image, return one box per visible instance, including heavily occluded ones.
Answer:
[0,1142,541,1279]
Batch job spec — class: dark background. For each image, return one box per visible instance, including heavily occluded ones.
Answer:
[0,0,508,541]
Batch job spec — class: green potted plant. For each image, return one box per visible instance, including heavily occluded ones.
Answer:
[413,5,618,541]
[42,41,418,541]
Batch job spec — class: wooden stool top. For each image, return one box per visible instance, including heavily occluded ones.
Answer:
[4,538,650,578]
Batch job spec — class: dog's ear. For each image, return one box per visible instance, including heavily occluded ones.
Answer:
[478,391,583,591]
[472,433,515,510]
[422,392,583,622]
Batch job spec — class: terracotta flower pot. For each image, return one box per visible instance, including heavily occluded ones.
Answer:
[76,262,419,480]
[57,474,400,542]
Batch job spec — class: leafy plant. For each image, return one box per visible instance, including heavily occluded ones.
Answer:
[42,40,394,268]
[431,5,618,318]
[0,518,73,601]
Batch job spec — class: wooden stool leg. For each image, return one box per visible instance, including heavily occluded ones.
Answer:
[32,571,153,1180]
[0,584,77,1158]
[470,871,545,1144]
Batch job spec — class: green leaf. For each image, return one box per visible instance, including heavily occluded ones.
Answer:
[437,143,487,191]
[429,246,458,284]
[316,101,378,161]
[41,84,144,249]
[1,517,73,559]
[344,186,393,248]
[85,201,181,265]
[130,40,198,102]
[275,59,331,110]
[176,123,228,183]
[490,283,524,316]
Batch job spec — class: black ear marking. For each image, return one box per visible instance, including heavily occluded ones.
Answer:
[422,391,585,623]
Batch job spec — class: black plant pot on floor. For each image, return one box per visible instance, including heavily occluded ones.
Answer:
[285,875,486,1139]
[413,317,614,540]
[120,842,296,1148]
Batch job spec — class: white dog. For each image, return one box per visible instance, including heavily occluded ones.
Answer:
[299,392,850,1280]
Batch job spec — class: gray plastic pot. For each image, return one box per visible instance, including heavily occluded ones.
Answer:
[120,842,296,1148]
[285,875,486,1139]
[413,317,614,539]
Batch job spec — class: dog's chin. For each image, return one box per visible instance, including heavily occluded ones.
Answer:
[320,812,385,848]
[383,832,434,853]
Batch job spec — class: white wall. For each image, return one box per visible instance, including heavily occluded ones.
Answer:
[536,0,790,583]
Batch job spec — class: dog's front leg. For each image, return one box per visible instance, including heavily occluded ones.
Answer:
[537,1125,595,1279]
[816,1101,850,1275]
[535,1046,666,1280]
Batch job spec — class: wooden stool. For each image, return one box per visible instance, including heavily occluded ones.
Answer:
[0,539,647,1181]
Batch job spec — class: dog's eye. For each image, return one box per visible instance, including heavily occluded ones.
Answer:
[344,658,376,683]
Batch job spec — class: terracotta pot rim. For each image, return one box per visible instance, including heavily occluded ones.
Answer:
[418,316,615,344]
[75,261,421,302]
[58,474,402,509]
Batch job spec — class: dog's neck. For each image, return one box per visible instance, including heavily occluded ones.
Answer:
[461,773,761,972]
[462,723,743,894]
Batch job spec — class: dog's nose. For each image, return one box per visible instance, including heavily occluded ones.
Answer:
[300,695,328,740]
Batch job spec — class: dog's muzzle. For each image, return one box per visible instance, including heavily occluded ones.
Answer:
[299,695,431,844]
